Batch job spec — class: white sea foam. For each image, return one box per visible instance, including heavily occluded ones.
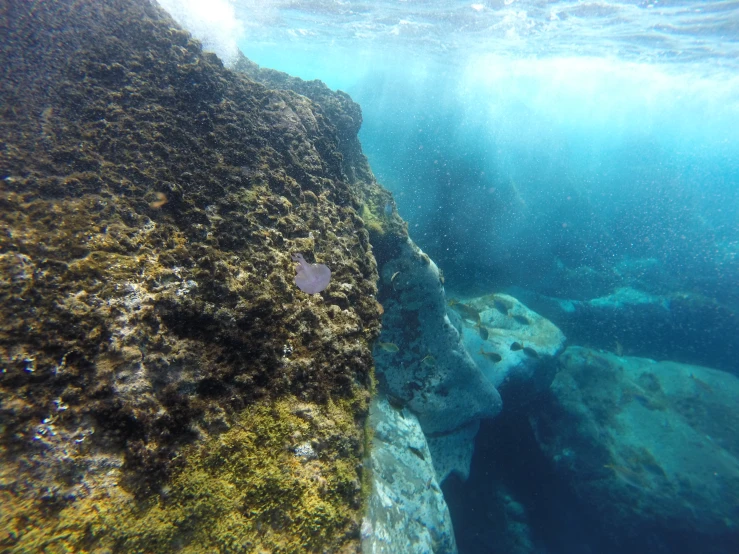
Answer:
[157,0,245,66]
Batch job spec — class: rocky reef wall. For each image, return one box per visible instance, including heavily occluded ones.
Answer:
[239,52,468,554]
[0,0,385,551]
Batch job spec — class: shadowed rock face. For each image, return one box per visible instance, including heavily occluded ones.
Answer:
[364,396,458,554]
[373,240,502,436]
[241,51,471,554]
[531,347,739,554]
[0,0,383,551]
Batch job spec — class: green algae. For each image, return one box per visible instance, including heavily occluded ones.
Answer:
[1,0,384,551]
[361,203,386,238]
[1,397,369,553]
[114,397,367,553]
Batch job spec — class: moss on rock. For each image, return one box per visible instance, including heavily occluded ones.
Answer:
[1,397,367,553]
[0,0,382,551]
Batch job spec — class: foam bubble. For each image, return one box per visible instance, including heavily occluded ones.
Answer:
[157,0,244,66]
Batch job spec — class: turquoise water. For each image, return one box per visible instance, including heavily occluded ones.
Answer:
[232,0,739,343]
[162,1,739,552]
[235,1,739,299]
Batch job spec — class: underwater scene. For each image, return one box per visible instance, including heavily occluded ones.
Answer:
[1,0,738,553]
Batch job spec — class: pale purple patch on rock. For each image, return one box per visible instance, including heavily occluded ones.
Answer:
[292,253,331,294]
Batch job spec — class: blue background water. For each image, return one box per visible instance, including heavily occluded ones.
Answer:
[236,1,739,305]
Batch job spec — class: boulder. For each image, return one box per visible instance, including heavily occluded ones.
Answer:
[512,286,739,375]
[531,346,739,553]
[363,396,457,554]
[450,293,565,392]
[373,240,502,436]
[0,1,383,550]
[427,421,480,482]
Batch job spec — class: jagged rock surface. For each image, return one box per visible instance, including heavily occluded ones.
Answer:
[238,54,467,554]
[0,1,385,551]
[531,346,739,553]
[363,396,457,554]
[451,293,565,390]
[373,240,502,436]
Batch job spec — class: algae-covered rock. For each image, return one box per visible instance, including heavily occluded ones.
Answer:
[0,0,382,551]
[531,347,739,553]
[240,55,481,553]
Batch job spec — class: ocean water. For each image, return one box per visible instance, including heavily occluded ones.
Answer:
[235,1,739,300]
[3,0,737,552]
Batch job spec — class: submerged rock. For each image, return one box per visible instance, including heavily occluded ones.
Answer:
[427,293,564,483]
[0,0,383,551]
[512,285,739,375]
[426,421,480,482]
[531,346,739,553]
[451,293,566,392]
[241,41,469,554]
[363,396,457,554]
[373,240,502,436]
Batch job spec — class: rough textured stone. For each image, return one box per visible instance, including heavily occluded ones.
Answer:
[235,57,375,190]
[373,239,502,436]
[427,421,480,482]
[237,49,467,554]
[420,293,564,483]
[0,1,384,551]
[531,346,739,553]
[363,396,458,554]
[450,293,565,391]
